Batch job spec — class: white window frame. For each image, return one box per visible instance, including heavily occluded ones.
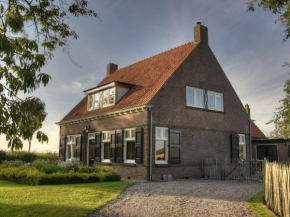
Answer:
[155,127,169,164]
[101,131,111,163]
[66,134,81,161]
[87,87,116,111]
[123,128,136,164]
[186,86,204,108]
[207,91,224,111]
[238,134,246,159]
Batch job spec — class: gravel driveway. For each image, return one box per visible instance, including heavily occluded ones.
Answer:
[89,179,263,217]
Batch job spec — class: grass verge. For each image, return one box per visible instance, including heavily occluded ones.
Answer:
[248,191,277,217]
[0,179,133,217]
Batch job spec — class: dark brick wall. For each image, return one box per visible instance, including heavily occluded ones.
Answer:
[60,111,150,180]
[150,42,249,179]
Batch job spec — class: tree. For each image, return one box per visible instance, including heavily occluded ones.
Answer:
[0,0,99,151]
[267,75,290,139]
[248,0,290,42]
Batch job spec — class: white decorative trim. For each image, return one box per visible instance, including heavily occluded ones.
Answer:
[56,105,153,126]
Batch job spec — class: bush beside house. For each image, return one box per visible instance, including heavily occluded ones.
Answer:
[0,154,121,185]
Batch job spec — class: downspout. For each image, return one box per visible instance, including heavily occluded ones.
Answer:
[149,108,153,181]
[249,119,252,160]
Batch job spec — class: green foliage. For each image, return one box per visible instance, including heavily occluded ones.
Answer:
[0,163,121,185]
[4,150,58,162]
[268,75,290,139]
[0,0,99,151]
[0,180,132,217]
[0,150,6,163]
[248,0,290,41]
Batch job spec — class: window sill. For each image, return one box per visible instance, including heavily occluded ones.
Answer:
[186,106,225,114]
[124,160,135,164]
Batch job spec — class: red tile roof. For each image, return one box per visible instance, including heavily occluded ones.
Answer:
[61,42,198,122]
[251,122,266,139]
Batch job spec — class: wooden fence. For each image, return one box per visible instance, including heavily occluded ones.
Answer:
[201,158,264,182]
[264,162,290,217]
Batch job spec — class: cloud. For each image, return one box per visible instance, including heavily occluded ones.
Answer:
[60,81,85,93]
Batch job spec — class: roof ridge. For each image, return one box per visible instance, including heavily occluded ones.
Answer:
[115,41,196,72]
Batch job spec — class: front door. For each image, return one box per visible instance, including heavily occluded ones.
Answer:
[257,145,278,162]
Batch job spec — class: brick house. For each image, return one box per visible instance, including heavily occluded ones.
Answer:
[57,23,250,180]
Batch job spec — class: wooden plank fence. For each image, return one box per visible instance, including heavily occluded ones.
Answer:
[201,158,264,182]
[264,162,290,217]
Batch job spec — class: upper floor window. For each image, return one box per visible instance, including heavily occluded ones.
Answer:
[186,87,204,108]
[88,87,115,110]
[208,91,223,111]
[186,86,224,112]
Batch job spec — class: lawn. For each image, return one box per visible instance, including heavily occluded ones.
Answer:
[248,191,277,217]
[0,179,133,217]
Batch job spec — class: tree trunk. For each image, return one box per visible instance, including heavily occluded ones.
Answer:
[29,140,31,152]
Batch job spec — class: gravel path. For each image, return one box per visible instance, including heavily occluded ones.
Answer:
[89,179,263,217]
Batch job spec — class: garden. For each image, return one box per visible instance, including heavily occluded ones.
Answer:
[0,150,121,185]
[0,150,132,217]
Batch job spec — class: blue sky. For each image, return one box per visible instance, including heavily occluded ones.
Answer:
[1,0,289,152]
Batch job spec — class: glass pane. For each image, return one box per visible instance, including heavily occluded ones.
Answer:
[126,141,135,160]
[102,132,107,141]
[155,140,165,161]
[104,143,110,159]
[239,145,244,159]
[94,93,100,108]
[196,89,203,107]
[103,90,109,105]
[109,88,115,104]
[131,129,135,138]
[156,128,161,139]
[68,144,71,159]
[216,94,222,110]
[163,128,168,140]
[186,87,194,105]
[208,93,215,109]
[125,130,130,139]
[88,95,93,109]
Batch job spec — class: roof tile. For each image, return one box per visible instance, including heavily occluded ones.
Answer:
[61,42,198,122]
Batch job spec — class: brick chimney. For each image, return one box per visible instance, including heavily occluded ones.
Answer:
[194,22,208,44]
[245,104,251,117]
[107,63,118,77]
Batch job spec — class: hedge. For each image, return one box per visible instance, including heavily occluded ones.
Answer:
[0,151,58,163]
[0,166,121,185]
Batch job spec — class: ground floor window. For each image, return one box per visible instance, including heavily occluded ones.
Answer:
[238,134,246,159]
[103,142,111,161]
[66,135,80,161]
[124,128,136,163]
[155,127,168,164]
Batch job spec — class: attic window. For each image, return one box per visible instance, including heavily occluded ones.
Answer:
[88,87,115,110]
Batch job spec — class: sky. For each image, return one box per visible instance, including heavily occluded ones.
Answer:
[0,0,289,152]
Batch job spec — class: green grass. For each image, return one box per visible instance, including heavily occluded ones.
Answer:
[0,179,133,217]
[248,191,277,217]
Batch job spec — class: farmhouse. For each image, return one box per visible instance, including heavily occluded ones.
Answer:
[57,23,250,180]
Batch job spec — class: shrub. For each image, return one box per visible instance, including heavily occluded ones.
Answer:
[0,165,121,185]
[20,153,37,163]
[0,151,6,163]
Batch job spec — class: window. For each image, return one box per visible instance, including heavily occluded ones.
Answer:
[87,87,116,110]
[238,134,246,159]
[123,128,136,163]
[101,131,111,162]
[208,91,223,111]
[155,127,168,164]
[66,135,80,161]
[186,86,224,112]
[186,87,204,108]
